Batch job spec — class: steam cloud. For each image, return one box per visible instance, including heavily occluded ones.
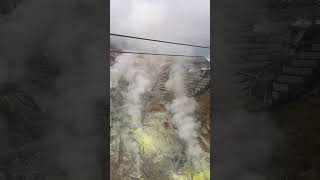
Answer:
[110,53,167,176]
[166,61,208,169]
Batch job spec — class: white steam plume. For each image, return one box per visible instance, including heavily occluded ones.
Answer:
[166,61,208,169]
[111,54,166,127]
[110,53,168,176]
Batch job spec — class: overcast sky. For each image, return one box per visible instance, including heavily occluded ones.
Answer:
[110,0,210,56]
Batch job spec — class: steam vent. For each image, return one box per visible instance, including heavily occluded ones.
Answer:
[110,47,210,180]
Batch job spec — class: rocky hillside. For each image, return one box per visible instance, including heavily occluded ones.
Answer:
[110,49,211,153]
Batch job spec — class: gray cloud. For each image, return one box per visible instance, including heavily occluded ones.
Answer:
[110,0,210,56]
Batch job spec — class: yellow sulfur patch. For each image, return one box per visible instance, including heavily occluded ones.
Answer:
[172,166,210,180]
[172,173,188,180]
[192,170,210,180]
[132,129,160,155]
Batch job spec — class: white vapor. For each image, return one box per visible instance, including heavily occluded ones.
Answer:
[166,61,208,169]
[110,54,168,176]
[111,54,166,128]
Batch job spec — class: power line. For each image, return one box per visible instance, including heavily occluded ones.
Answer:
[110,50,206,58]
[110,33,210,49]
